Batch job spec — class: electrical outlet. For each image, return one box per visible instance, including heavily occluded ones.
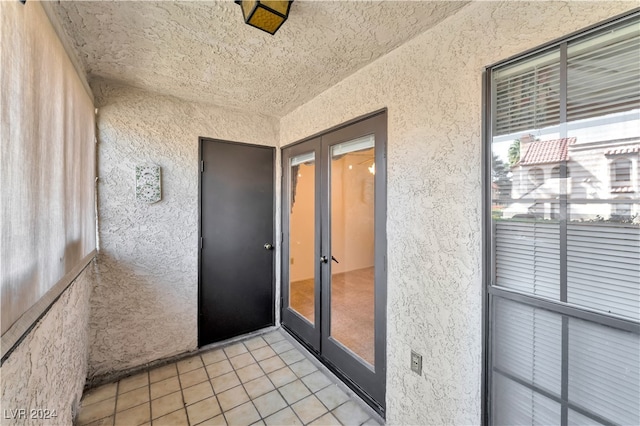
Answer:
[411,350,422,375]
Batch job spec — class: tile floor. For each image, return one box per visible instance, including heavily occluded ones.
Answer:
[76,330,382,426]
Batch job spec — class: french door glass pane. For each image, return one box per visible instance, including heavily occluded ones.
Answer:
[289,152,315,324]
[329,135,375,366]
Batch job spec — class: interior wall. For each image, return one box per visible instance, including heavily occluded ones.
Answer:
[279,2,636,423]
[289,162,316,282]
[89,81,279,378]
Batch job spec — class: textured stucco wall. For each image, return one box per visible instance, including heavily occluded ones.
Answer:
[0,264,93,425]
[279,2,636,424]
[90,81,279,377]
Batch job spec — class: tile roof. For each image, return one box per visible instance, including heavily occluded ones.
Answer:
[519,137,576,165]
[604,146,640,156]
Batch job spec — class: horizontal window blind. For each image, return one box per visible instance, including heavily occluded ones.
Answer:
[568,319,640,425]
[493,51,560,136]
[495,221,559,300]
[568,20,640,123]
[493,372,561,426]
[493,298,561,394]
[567,223,640,320]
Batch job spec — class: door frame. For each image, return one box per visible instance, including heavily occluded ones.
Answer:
[280,109,388,415]
[198,137,277,347]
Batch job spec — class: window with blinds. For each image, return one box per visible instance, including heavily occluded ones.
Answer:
[487,13,639,426]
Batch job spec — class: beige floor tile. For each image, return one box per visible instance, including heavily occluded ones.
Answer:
[83,415,114,426]
[251,346,276,361]
[223,342,248,358]
[301,371,332,393]
[250,421,265,426]
[332,401,370,426]
[229,352,255,370]
[217,384,250,412]
[224,343,247,358]
[149,364,178,384]
[291,395,328,424]
[244,376,275,400]
[258,356,286,374]
[252,390,287,418]
[210,371,241,394]
[177,355,204,375]
[183,381,214,406]
[77,397,116,425]
[264,407,302,426]
[362,417,382,426]
[315,385,350,411]
[196,413,227,425]
[114,402,150,426]
[150,376,181,400]
[152,408,188,426]
[224,401,260,426]
[267,367,297,388]
[82,383,118,406]
[151,390,184,419]
[290,359,318,378]
[263,331,286,345]
[206,359,234,379]
[270,340,294,354]
[236,363,264,383]
[244,336,268,351]
[201,349,227,366]
[186,397,222,425]
[280,349,305,365]
[308,412,342,426]
[119,372,149,394]
[180,367,209,388]
[116,386,149,412]
[279,379,311,405]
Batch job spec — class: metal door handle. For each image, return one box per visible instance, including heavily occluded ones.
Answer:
[264,243,274,250]
[320,255,328,263]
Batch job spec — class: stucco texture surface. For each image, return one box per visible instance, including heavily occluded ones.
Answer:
[51,1,468,117]
[279,2,636,424]
[0,264,93,426]
[90,81,279,378]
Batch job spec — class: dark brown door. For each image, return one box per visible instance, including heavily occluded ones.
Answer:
[199,139,275,346]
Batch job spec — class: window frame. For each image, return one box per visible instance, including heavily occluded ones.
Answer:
[482,9,640,426]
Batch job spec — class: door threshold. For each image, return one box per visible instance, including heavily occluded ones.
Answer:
[198,325,279,352]
[281,325,386,422]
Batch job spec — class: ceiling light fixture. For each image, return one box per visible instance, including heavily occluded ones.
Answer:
[234,0,293,35]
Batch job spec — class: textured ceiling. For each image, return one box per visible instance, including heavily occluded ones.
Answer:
[53,1,469,117]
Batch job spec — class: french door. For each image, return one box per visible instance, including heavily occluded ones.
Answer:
[281,112,387,412]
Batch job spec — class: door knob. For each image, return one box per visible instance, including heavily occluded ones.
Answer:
[320,255,328,263]
[264,243,274,250]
